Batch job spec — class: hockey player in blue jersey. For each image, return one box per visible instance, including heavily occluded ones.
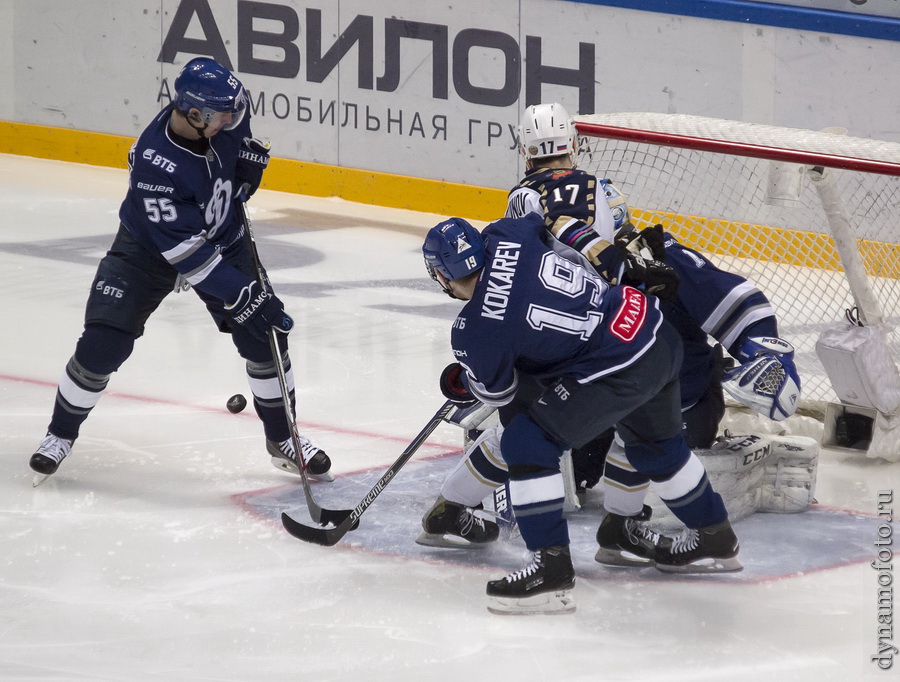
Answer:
[29,57,332,482]
[417,102,802,567]
[423,215,741,614]
[416,103,678,550]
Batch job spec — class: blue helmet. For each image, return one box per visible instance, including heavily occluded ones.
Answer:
[173,57,247,131]
[423,218,485,293]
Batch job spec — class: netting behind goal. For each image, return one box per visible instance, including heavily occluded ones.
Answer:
[575,113,900,416]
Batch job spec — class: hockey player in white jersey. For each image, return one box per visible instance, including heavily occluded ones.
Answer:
[418,102,815,560]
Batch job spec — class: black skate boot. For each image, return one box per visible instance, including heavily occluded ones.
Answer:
[416,495,500,548]
[654,520,743,573]
[486,545,576,615]
[595,504,663,567]
[30,433,73,476]
[267,435,333,482]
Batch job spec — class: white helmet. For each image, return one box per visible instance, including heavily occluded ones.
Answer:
[517,102,578,165]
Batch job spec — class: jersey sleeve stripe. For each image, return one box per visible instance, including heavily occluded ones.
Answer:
[182,252,224,286]
[162,234,208,264]
[701,281,758,336]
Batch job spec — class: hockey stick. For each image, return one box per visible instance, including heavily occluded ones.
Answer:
[281,400,456,546]
[235,198,353,527]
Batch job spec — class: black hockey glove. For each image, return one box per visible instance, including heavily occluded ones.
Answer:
[615,223,668,262]
[226,280,293,341]
[439,363,477,406]
[621,252,679,300]
[636,223,667,261]
[616,226,678,301]
[235,137,270,201]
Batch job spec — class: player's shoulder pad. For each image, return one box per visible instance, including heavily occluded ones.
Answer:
[484,212,544,242]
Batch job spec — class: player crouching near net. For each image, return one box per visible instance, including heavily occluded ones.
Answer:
[29,57,331,483]
[423,215,741,615]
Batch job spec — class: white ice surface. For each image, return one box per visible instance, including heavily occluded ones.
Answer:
[0,154,896,681]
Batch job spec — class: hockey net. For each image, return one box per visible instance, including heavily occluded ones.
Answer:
[575,112,900,417]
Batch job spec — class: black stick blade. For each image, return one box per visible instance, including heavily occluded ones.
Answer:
[317,508,354,527]
[281,511,360,546]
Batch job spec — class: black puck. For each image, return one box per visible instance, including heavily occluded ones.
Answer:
[227,394,247,413]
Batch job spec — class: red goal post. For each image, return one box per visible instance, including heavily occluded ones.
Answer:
[574,112,900,416]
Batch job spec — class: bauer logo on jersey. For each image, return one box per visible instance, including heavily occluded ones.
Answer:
[136,182,174,194]
[609,286,647,342]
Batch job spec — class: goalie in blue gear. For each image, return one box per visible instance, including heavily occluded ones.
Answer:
[29,57,332,483]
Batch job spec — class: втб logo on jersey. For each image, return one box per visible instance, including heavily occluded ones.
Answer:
[142,148,178,173]
[481,241,520,321]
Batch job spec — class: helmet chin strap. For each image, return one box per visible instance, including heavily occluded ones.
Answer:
[188,120,210,137]
[436,271,459,299]
[186,111,211,137]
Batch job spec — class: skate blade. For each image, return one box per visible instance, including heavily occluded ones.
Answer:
[594,547,655,567]
[270,457,334,483]
[655,556,744,574]
[487,589,576,615]
[32,473,52,488]
[415,531,490,549]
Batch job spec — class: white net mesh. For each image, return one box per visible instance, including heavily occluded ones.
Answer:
[575,113,900,415]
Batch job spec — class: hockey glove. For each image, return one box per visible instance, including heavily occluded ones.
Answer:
[722,337,800,421]
[439,363,477,406]
[620,252,679,300]
[636,224,668,261]
[235,137,271,201]
[226,280,293,341]
[615,223,667,262]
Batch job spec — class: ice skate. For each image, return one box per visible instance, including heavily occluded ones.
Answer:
[267,435,333,482]
[30,433,73,486]
[654,520,743,573]
[595,504,664,567]
[416,495,499,548]
[486,545,576,615]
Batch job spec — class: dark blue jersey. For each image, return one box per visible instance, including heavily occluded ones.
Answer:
[452,213,663,407]
[117,103,253,304]
[658,232,778,407]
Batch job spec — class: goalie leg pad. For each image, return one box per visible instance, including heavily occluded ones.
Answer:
[696,434,772,522]
[692,433,818,517]
[756,436,819,513]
